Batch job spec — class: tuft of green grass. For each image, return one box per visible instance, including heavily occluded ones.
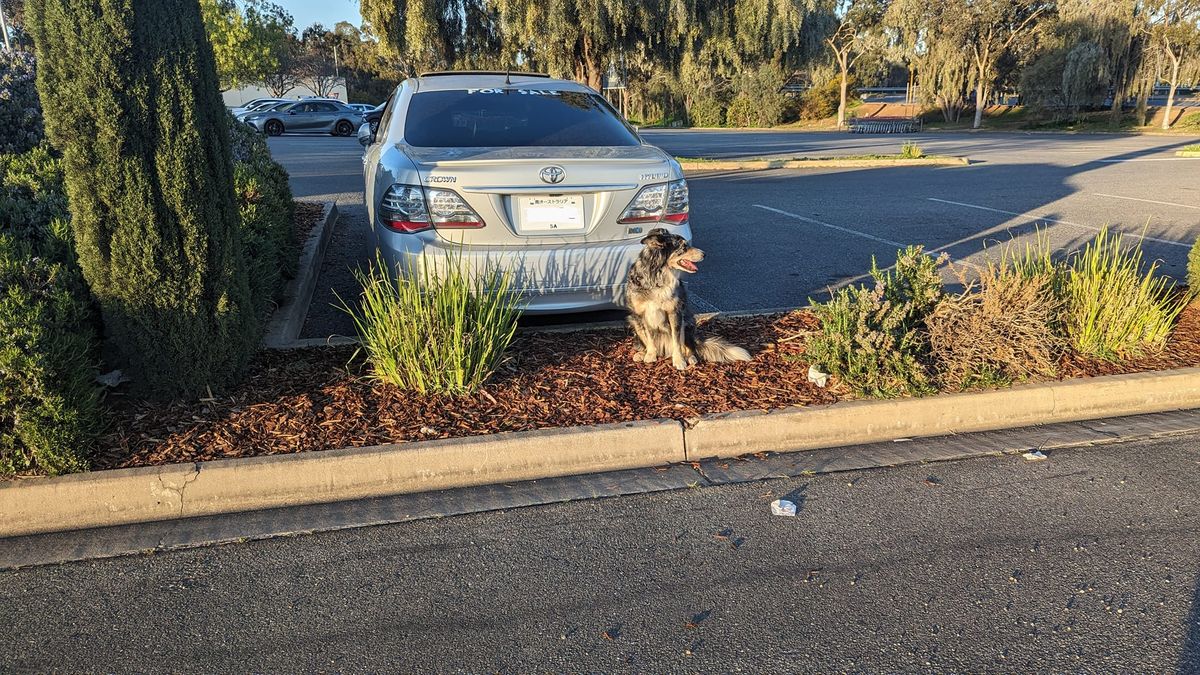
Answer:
[1063,228,1185,361]
[1180,144,1200,153]
[899,141,924,159]
[337,248,522,395]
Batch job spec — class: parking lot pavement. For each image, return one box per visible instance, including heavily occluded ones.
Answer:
[4,434,1199,671]
[267,132,1200,338]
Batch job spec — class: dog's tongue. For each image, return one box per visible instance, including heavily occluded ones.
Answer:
[680,259,698,272]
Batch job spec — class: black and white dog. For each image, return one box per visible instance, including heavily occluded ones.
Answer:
[625,228,751,370]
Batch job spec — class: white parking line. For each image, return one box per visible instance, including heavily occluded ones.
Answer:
[753,204,905,248]
[926,198,1189,248]
[1093,193,1200,211]
[1097,158,1200,162]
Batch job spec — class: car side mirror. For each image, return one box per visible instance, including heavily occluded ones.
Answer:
[288,110,296,115]
[357,123,373,147]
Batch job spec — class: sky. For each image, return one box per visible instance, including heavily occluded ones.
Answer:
[282,0,362,31]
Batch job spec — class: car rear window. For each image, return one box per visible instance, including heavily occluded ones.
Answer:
[403,89,639,147]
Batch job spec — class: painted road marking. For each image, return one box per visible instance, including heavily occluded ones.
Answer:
[1093,193,1200,211]
[753,204,906,248]
[1097,158,1200,162]
[926,198,1189,248]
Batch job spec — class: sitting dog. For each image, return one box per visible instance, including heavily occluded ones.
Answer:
[625,228,751,370]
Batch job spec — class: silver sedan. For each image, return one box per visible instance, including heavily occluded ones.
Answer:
[359,71,691,314]
[244,100,361,136]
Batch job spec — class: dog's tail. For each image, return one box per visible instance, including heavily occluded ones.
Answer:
[697,336,752,363]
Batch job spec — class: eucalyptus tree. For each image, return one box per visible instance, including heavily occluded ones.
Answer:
[822,0,889,127]
[1148,0,1200,128]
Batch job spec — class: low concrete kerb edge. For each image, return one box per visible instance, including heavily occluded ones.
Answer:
[263,201,339,348]
[5,367,1200,538]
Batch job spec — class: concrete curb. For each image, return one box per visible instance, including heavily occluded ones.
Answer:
[686,367,1200,459]
[1175,150,1200,157]
[0,419,684,538]
[677,157,969,171]
[4,368,1200,538]
[263,201,339,347]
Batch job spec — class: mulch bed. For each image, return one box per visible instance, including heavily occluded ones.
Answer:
[92,302,1200,471]
[293,201,325,240]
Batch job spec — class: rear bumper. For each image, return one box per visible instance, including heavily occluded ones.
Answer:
[373,224,692,313]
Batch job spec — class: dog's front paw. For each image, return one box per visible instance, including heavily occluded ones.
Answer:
[632,351,645,363]
[687,354,698,366]
[643,351,658,363]
[672,354,689,370]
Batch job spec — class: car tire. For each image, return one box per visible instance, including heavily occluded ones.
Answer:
[265,119,284,136]
[335,120,354,136]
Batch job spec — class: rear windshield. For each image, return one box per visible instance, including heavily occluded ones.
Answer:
[403,89,639,147]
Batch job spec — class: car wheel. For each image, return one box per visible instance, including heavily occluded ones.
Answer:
[265,119,284,136]
[335,120,354,136]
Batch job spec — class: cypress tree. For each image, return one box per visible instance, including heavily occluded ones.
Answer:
[27,0,259,399]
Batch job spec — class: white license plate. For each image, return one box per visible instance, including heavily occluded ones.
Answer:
[517,195,585,233]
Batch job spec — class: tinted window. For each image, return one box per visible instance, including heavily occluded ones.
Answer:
[314,102,339,112]
[404,89,639,147]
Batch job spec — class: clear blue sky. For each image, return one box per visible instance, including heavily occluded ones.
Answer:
[281,0,362,31]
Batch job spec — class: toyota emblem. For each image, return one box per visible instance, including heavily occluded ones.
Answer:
[539,166,566,184]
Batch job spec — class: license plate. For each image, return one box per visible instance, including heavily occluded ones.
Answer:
[517,195,585,233]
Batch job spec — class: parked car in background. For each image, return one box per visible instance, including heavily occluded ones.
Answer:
[234,100,293,122]
[358,71,690,313]
[362,102,386,134]
[229,97,288,117]
[346,103,376,115]
[244,100,362,136]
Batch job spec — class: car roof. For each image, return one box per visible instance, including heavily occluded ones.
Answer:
[411,72,589,94]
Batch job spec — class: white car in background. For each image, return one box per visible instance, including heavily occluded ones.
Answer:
[359,71,691,313]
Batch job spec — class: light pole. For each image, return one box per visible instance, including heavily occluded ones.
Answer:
[0,2,12,53]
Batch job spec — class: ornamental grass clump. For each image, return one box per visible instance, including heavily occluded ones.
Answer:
[1064,227,1184,361]
[900,141,924,159]
[340,250,522,395]
[806,246,945,398]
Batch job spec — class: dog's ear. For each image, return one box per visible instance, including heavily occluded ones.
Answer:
[640,228,671,249]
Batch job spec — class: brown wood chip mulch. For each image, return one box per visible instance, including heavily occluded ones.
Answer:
[93,303,1200,472]
[293,201,325,240]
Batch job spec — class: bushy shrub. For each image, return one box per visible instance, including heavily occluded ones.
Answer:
[0,51,44,154]
[339,251,522,395]
[796,77,858,121]
[928,261,1064,389]
[230,114,297,319]
[0,235,99,476]
[1064,228,1184,360]
[0,144,70,256]
[725,64,788,128]
[806,246,945,397]
[31,0,260,399]
[688,96,726,127]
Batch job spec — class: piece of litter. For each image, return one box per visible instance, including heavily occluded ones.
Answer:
[96,369,129,388]
[770,499,797,517]
[1023,450,1048,462]
[807,364,830,388]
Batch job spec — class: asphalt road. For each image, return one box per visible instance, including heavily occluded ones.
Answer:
[267,130,1200,337]
[3,434,1199,671]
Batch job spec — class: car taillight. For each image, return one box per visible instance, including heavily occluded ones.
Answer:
[618,179,689,225]
[380,184,431,233]
[426,188,485,228]
[379,184,485,233]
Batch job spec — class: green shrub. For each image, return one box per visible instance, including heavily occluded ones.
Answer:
[0,51,44,154]
[806,246,945,398]
[1064,228,1184,361]
[31,0,260,399]
[688,96,726,127]
[230,114,297,319]
[725,64,788,128]
[0,235,99,476]
[0,143,71,259]
[900,141,924,159]
[796,77,858,121]
[339,250,522,395]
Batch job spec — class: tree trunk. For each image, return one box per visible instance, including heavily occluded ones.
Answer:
[973,82,985,129]
[837,58,849,128]
[1162,54,1180,130]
